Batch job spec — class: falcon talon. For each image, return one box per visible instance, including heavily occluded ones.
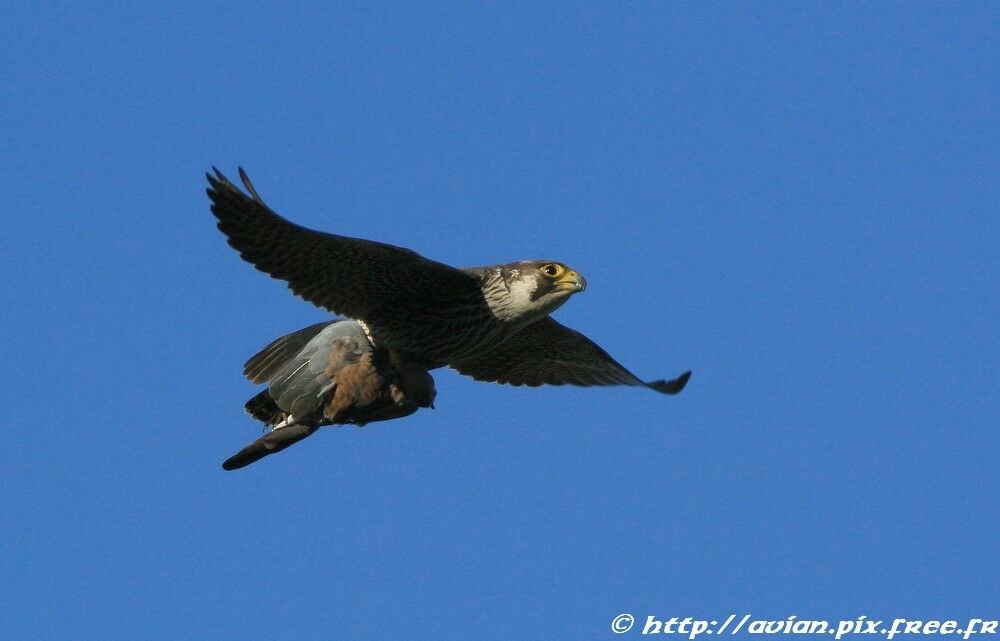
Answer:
[208,168,690,470]
[356,319,375,347]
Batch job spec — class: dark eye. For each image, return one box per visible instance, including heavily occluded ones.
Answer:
[542,264,560,277]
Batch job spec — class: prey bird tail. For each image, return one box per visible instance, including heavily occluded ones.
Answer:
[222,424,320,471]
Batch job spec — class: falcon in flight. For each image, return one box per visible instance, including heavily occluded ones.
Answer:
[208,168,690,469]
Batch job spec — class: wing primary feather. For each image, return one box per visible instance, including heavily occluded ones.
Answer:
[646,371,691,395]
[238,166,265,204]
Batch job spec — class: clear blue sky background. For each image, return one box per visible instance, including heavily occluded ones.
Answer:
[2,3,997,640]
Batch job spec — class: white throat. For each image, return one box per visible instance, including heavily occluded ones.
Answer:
[486,275,570,325]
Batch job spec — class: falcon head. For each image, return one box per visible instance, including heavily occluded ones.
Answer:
[484,260,587,324]
[528,260,586,298]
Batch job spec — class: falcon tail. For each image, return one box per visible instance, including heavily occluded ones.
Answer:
[222,424,320,471]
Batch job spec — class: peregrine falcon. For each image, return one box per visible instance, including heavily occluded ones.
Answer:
[209,168,690,468]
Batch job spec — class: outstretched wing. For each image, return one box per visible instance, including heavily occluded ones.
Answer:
[206,168,482,323]
[449,317,691,394]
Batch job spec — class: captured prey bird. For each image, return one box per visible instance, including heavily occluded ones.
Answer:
[221,319,435,470]
[208,167,691,470]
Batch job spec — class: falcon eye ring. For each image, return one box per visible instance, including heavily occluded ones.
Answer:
[542,263,562,277]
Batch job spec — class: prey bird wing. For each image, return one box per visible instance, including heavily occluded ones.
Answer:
[206,168,483,325]
[449,317,691,394]
[224,320,436,471]
[242,320,335,384]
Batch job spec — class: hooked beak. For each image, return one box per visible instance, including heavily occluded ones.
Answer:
[554,271,587,293]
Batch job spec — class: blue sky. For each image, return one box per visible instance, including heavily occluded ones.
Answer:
[2,3,997,639]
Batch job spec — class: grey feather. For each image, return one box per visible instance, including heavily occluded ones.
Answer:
[224,319,435,470]
[243,321,337,384]
[267,321,370,419]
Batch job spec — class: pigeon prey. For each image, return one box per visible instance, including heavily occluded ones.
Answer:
[222,319,435,470]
